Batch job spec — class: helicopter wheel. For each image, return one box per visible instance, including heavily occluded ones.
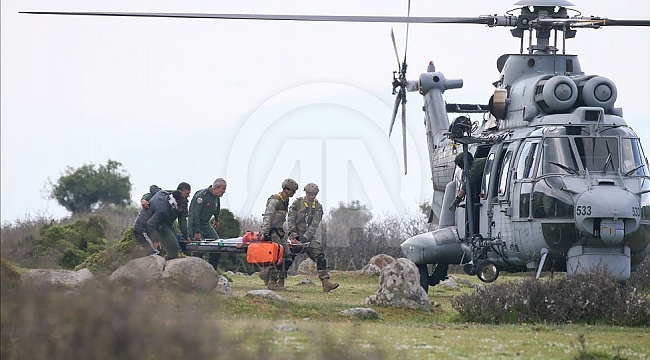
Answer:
[476,260,499,283]
[463,263,476,276]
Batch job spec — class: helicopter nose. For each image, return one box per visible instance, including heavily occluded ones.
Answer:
[574,186,640,245]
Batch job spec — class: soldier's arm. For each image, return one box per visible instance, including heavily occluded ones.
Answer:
[178,205,189,239]
[261,198,278,235]
[303,205,323,240]
[287,199,299,237]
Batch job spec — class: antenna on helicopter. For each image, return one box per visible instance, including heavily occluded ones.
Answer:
[389,0,411,175]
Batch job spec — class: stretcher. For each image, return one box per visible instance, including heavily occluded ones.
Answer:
[180,231,307,265]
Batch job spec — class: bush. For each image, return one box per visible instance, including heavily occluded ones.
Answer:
[451,272,650,326]
[629,257,650,290]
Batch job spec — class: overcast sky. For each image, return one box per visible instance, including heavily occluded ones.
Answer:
[2,0,649,224]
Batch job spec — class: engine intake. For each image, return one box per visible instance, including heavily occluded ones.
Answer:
[577,76,617,110]
[534,75,578,112]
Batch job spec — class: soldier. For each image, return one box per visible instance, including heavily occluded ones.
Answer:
[133,189,185,259]
[449,153,486,211]
[260,178,298,291]
[141,182,192,245]
[287,182,339,292]
[188,178,227,270]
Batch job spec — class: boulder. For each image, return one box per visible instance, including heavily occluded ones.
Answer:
[22,268,96,292]
[362,254,395,275]
[245,289,285,301]
[365,258,431,311]
[362,264,381,276]
[340,307,380,319]
[297,258,317,275]
[164,256,219,292]
[213,274,232,295]
[108,255,166,285]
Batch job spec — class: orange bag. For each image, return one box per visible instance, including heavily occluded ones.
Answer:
[246,242,284,266]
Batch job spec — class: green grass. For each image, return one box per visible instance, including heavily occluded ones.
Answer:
[155,271,650,359]
[3,269,648,359]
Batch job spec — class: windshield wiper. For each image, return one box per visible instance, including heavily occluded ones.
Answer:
[624,164,646,176]
[547,161,577,175]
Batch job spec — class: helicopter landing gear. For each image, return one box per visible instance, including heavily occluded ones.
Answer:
[417,263,449,293]
[476,260,499,283]
[463,263,477,276]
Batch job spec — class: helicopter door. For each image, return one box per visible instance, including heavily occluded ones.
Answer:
[512,139,541,220]
[482,142,518,238]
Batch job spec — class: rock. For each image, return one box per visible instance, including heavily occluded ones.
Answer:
[246,289,285,301]
[108,255,166,285]
[297,258,317,275]
[366,254,395,269]
[23,268,96,292]
[439,276,460,290]
[362,254,395,275]
[340,307,380,319]
[164,257,219,292]
[213,274,232,295]
[362,264,381,276]
[298,278,315,285]
[365,258,431,311]
[273,323,298,331]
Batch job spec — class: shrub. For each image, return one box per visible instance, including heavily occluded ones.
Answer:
[451,272,650,326]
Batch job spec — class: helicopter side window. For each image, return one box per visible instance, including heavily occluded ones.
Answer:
[574,137,619,173]
[519,183,532,218]
[541,137,578,175]
[480,153,495,200]
[516,140,540,179]
[620,138,649,176]
[497,150,513,197]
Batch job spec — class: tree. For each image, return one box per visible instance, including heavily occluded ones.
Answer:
[49,160,132,214]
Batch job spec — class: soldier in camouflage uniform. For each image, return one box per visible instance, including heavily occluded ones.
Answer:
[188,178,227,270]
[140,182,192,250]
[260,178,298,291]
[288,183,339,292]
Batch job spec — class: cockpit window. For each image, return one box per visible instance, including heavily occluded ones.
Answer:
[621,138,649,176]
[541,137,579,175]
[516,140,539,179]
[574,137,619,173]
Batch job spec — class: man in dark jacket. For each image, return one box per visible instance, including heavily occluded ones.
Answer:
[140,182,192,244]
[133,189,184,259]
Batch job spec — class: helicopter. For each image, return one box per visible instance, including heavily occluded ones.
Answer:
[20,0,650,292]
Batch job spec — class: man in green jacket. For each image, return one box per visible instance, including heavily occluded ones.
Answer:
[188,178,227,270]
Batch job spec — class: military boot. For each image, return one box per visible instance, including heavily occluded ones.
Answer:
[321,279,339,293]
[267,278,285,291]
[258,267,271,286]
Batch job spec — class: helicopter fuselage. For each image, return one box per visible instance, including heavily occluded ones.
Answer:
[401,53,650,286]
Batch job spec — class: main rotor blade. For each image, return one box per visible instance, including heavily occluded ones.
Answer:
[401,97,408,175]
[403,0,411,64]
[536,17,650,27]
[20,11,495,24]
[389,94,401,137]
[390,28,401,68]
